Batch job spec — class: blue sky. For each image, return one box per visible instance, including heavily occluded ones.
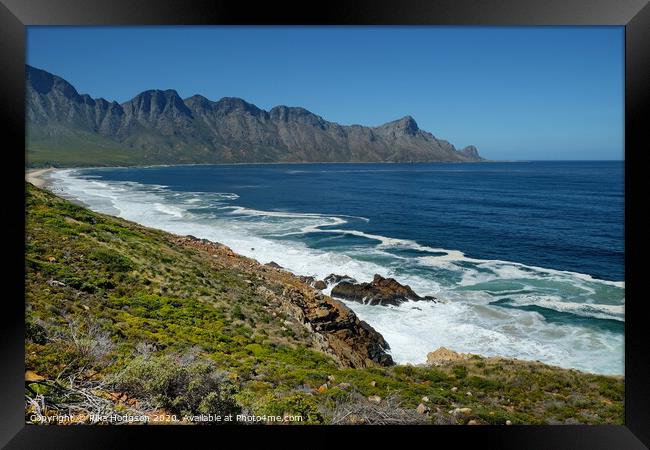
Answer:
[27,26,624,160]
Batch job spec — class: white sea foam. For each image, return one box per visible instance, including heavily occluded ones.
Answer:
[224,205,368,223]
[501,296,625,321]
[338,298,623,374]
[46,168,625,375]
[153,203,185,218]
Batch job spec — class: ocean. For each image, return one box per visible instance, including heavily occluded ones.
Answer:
[47,161,625,375]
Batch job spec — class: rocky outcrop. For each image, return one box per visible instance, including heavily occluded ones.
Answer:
[174,235,235,256]
[426,347,471,366]
[331,274,436,306]
[26,65,483,165]
[296,275,327,291]
[299,275,316,285]
[280,289,394,367]
[324,274,358,285]
[174,235,393,368]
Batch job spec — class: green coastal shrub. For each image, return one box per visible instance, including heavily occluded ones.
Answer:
[257,392,324,424]
[111,351,241,418]
[89,249,133,272]
[25,319,47,345]
[453,365,468,379]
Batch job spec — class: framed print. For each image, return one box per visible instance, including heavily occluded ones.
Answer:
[0,0,648,448]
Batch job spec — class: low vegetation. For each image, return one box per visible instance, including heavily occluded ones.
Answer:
[27,130,150,168]
[25,184,624,425]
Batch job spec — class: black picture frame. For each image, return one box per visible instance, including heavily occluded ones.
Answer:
[1,0,647,448]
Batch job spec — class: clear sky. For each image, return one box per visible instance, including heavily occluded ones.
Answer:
[27,26,624,160]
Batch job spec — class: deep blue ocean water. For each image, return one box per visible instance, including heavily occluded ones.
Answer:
[49,161,625,374]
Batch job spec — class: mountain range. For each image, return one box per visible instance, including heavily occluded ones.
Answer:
[26,65,482,166]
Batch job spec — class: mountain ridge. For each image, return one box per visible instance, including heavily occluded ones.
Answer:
[26,65,483,166]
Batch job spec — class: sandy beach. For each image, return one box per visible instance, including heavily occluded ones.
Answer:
[26,168,54,188]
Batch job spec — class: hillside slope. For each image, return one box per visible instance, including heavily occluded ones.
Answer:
[25,184,623,425]
[26,65,483,167]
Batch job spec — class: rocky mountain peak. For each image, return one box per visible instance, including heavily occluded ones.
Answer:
[123,89,192,118]
[27,65,80,100]
[459,145,480,159]
[374,115,420,137]
[269,105,325,127]
[214,97,262,115]
[184,94,212,108]
[395,115,419,135]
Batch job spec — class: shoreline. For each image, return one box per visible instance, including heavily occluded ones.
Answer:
[25,168,54,188]
[25,159,492,172]
[33,168,624,376]
[43,166,625,289]
[24,183,625,425]
[23,160,623,171]
[26,168,91,208]
[30,182,623,378]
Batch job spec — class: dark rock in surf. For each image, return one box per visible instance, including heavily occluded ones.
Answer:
[331,274,436,307]
[265,261,283,269]
[300,275,316,285]
[300,276,327,290]
[185,234,215,245]
[324,274,358,285]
